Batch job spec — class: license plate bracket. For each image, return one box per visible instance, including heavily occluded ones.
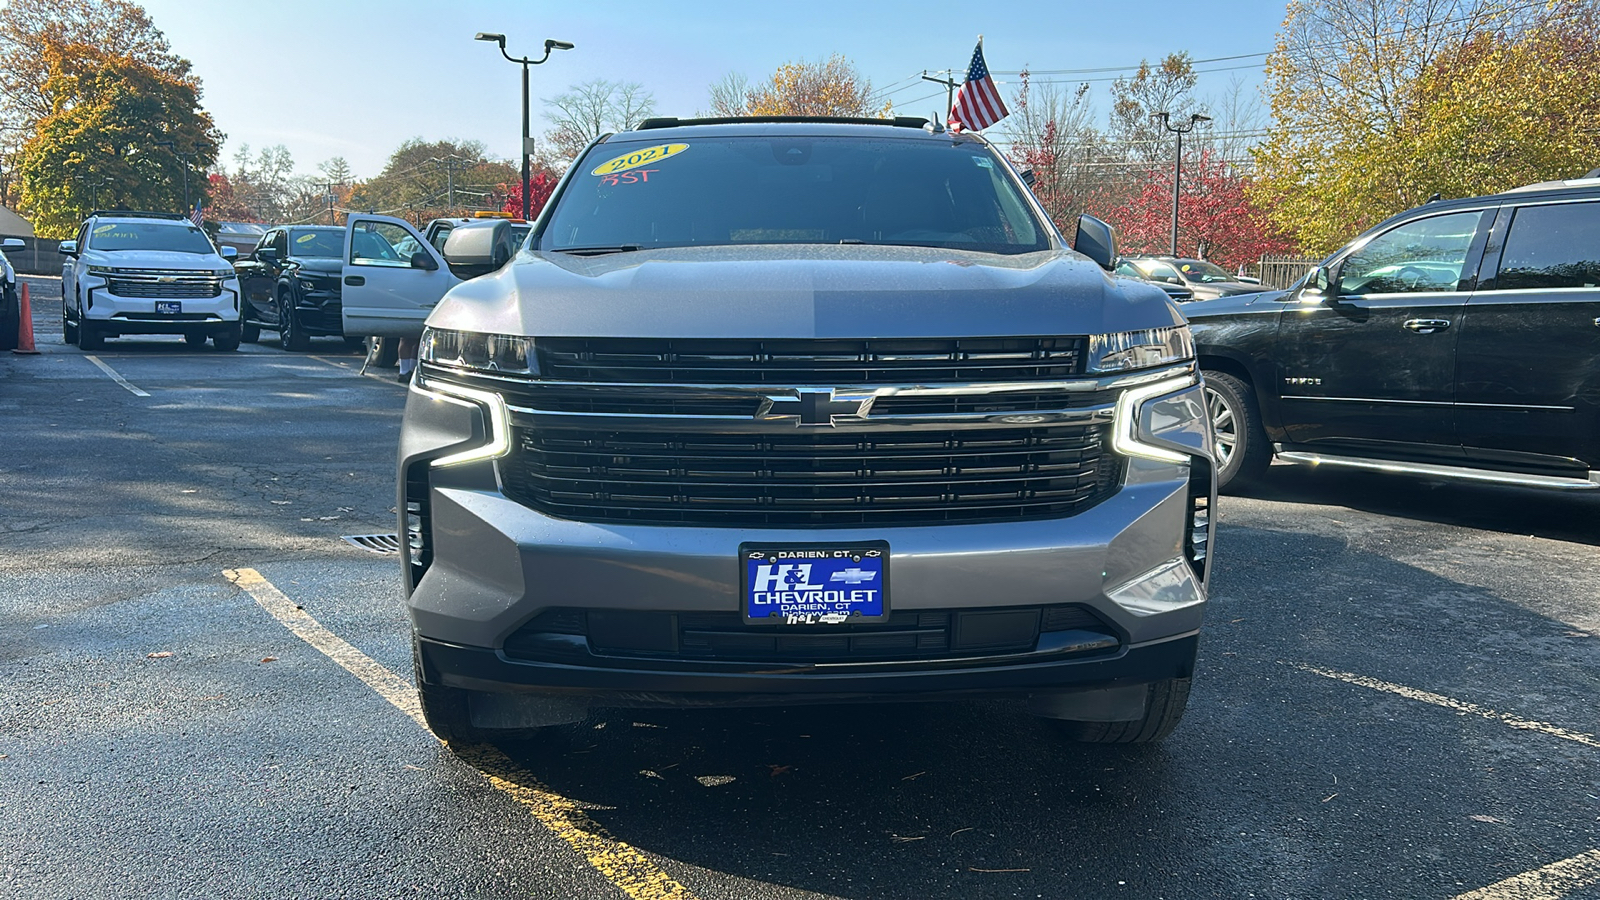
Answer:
[155,301,182,315]
[741,542,888,625]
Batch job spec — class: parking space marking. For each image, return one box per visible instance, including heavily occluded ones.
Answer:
[83,355,151,397]
[1452,849,1600,900]
[223,567,699,900]
[1295,664,1600,749]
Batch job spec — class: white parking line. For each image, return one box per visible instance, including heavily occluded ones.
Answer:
[1452,849,1600,900]
[1295,664,1600,748]
[83,355,150,397]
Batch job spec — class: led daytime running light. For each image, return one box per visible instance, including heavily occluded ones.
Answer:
[422,381,512,468]
[1112,375,1196,464]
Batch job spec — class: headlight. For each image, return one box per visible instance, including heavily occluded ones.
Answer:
[420,381,512,468]
[420,327,538,375]
[297,278,319,291]
[86,265,116,277]
[1086,326,1194,374]
[217,269,238,279]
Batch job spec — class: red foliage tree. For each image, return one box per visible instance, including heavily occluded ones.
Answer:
[1110,151,1294,272]
[500,171,557,219]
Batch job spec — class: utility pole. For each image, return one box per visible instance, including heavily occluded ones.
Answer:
[155,141,193,213]
[429,156,470,210]
[1154,112,1211,257]
[921,69,959,121]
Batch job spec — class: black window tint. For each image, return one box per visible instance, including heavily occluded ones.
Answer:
[1496,203,1600,290]
[1338,211,1485,295]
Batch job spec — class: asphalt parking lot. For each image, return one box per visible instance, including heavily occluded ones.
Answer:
[3,272,1599,900]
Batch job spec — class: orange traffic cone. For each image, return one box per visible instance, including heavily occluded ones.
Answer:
[12,282,38,354]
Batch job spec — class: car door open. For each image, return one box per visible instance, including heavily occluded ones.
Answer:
[341,215,460,339]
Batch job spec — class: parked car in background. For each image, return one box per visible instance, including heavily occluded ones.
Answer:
[424,212,531,254]
[212,221,267,257]
[0,236,25,352]
[338,216,520,344]
[1114,259,1194,302]
[235,225,360,351]
[60,211,241,351]
[1119,256,1269,302]
[1191,176,1600,492]
[400,116,1214,748]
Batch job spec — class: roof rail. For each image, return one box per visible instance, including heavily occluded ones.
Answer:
[88,210,193,221]
[634,115,931,131]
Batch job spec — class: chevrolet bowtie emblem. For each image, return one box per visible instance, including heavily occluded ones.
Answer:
[157,276,178,283]
[758,389,873,427]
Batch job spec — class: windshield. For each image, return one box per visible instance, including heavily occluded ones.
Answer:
[219,222,265,235]
[1175,260,1233,283]
[88,222,216,254]
[289,229,343,258]
[542,135,1050,254]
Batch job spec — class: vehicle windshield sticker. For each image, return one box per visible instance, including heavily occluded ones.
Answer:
[92,225,117,235]
[295,233,317,244]
[590,143,688,176]
[1180,264,1192,272]
[973,156,994,168]
[599,169,659,187]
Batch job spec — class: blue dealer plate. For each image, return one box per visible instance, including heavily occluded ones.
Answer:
[742,542,888,625]
[155,301,182,314]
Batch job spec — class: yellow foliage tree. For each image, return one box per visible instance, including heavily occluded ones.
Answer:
[720,55,888,118]
[1250,0,1600,255]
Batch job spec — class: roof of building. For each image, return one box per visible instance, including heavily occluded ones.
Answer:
[0,205,34,237]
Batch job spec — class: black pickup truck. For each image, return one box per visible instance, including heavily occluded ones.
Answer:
[1191,174,1600,493]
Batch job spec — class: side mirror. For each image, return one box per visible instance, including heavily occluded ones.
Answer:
[256,247,279,265]
[59,240,77,256]
[220,246,237,260]
[1018,168,1037,188]
[410,250,439,271]
[1,238,23,250]
[1073,214,1117,271]
[1299,266,1333,300]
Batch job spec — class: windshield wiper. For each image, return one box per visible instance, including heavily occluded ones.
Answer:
[555,244,642,256]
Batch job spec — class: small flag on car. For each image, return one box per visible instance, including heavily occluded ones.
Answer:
[188,198,203,226]
[948,37,1008,133]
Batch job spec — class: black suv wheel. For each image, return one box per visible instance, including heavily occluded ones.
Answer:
[1202,370,1270,489]
[277,290,310,351]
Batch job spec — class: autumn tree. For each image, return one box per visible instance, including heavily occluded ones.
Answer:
[18,45,219,237]
[1004,70,1113,230]
[1110,151,1295,271]
[500,171,559,220]
[317,156,353,186]
[352,138,517,217]
[542,79,656,162]
[1107,53,1201,164]
[1251,0,1600,254]
[710,55,885,118]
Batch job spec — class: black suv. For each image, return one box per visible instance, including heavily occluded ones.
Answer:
[1190,174,1600,492]
[235,225,359,351]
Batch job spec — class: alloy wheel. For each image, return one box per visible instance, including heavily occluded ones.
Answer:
[1204,384,1237,469]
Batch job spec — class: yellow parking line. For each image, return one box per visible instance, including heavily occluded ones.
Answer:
[224,567,699,900]
[1452,849,1600,900]
[1295,664,1600,749]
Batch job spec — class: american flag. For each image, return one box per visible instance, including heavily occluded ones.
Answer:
[948,39,1008,132]
[188,199,203,226]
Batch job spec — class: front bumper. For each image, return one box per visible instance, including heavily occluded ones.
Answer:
[83,281,240,332]
[401,369,1214,706]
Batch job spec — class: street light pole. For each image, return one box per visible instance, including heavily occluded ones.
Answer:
[1154,112,1211,257]
[475,32,574,220]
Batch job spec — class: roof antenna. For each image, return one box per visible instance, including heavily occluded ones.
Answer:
[925,112,945,134]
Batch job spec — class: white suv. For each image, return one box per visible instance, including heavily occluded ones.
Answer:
[60,212,242,351]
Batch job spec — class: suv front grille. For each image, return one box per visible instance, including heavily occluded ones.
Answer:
[499,424,1121,527]
[537,337,1085,384]
[107,270,224,299]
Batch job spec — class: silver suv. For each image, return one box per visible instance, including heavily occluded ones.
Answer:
[399,117,1215,745]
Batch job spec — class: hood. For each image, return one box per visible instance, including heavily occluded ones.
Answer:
[87,249,226,270]
[429,245,1184,340]
[293,258,343,275]
[1214,282,1271,296]
[1182,288,1290,320]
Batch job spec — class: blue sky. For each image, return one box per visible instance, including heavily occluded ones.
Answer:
[139,0,1292,178]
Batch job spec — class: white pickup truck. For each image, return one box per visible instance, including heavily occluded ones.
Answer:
[339,214,519,344]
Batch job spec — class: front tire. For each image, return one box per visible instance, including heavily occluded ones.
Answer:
[1202,371,1271,490]
[212,325,241,352]
[77,313,104,351]
[62,299,78,344]
[1054,678,1192,744]
[241,322,261,343]
[184,331,207,347]
[277,291,310,352]
[413,649,487,745]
